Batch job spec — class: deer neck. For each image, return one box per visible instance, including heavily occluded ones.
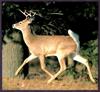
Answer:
[21,26,33,47]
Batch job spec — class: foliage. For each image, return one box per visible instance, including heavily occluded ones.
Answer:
[2,2,98,36]
[80,38,98,68]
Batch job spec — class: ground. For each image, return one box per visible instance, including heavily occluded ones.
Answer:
[2,77,98,90]
[2,66,98,90]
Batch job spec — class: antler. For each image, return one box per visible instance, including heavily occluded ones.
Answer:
[19,9,33,17]
[29,10,42,17]
[19,9,42,18]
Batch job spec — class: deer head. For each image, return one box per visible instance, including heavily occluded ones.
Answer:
[12,9,38,31]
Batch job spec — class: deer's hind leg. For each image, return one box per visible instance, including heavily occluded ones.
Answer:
[73,54,95,83]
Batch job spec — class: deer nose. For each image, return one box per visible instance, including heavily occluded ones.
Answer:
[12,24,15,28]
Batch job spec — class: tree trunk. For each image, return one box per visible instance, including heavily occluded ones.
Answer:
[2,42,24,78]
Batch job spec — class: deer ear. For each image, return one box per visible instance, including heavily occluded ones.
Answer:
[28,18,33,24]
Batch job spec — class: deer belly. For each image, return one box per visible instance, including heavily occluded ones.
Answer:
[29,45,56,57]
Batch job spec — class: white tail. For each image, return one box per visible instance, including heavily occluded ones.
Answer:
[12,10,95,83]
[68,29,80,53]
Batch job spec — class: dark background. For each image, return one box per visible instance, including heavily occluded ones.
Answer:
[2,2,98,42]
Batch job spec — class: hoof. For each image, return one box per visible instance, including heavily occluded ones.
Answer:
[92,79,96,84]
[47,80,51,84]
[15,72,18,76]
[47,79,53,84]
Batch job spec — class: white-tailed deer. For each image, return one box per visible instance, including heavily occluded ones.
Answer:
[12,10,95,84]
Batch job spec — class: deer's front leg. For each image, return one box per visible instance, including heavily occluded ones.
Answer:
[39,55,54,78]
[15,54,37,76]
